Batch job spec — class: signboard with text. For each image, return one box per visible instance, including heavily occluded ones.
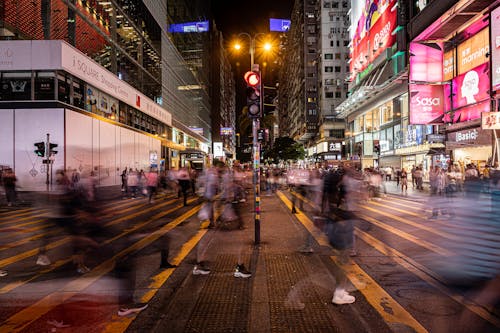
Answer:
[409,42,444,82]
[482,112,500,130]
[492,6,500,91]
[350,0,397,77]
[409,84,445,124]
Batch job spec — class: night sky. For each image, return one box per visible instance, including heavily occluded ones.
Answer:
[212,0,294,38]
[212,0,294,111]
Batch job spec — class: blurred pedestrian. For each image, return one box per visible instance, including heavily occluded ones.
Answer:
[177,167,191,206]
[2,168,17,207]
[145,168,159,203]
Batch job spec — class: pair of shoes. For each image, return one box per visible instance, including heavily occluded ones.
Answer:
[160,262,177,269]
[36,254,51,266]
[234,264,251,278]
[47,319,70,328]
[77,264,90,274]
[117,303,148,316]
[0,270,7,277]
[193,265,210,275]
[332,288,355,304]
[349,249,358,257]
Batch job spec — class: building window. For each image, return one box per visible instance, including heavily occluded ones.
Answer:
[35,72,55,101]
[344,40,349,46]
[324,1,331,8]
[325,79,334,85]
[334,66,341,72]
[335,53,341,59]
[325,66,334,72]
[1,72,32,101]
[307,97,317,103]
[325,92,334,98]
[332,1,339,8]
[335,91,342,98]
[325,53,333,59]
[329,129,344,138]
[336,40,340,47]
[330,41,334,47]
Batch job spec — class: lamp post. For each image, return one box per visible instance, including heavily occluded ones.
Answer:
[235,32,268,244]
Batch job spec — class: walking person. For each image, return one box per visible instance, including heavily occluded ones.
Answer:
[145,168,159,203]
[2,168,17,207]
[127,170,139,198]
[120,168,128,197]
[177,167,191,206]
[400,168,408,194]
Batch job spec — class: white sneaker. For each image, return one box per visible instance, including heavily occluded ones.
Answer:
[332,289,355,305]
[36,254,51,266]
[193,265,210,275]
[0,270,7,277]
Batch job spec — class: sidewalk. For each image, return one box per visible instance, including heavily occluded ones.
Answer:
[149,192,391,333]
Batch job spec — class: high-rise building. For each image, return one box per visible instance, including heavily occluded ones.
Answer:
[0,0,234,190]
[277,0,319,145]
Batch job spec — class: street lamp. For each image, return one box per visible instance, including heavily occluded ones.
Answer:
[234,32,271,244]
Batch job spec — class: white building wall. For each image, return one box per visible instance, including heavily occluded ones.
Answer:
[0,108,161,191]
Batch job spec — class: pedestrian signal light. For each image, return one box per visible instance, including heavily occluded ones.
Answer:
[244,71,260,87]
[34,142,45,157]
[49,143,58,155]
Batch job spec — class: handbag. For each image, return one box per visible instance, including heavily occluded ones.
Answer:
[326,218,353,250]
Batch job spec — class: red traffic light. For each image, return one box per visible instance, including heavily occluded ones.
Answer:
[244,71,260,87]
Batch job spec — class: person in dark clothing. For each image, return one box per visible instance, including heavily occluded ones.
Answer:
[2,168,17,207]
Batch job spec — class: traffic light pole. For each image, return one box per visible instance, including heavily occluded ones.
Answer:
[252,117,261,244]
[46,133,50,191]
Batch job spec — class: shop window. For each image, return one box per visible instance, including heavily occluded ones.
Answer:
[72,78,84,109]
[0,72,32,101]
[57,72,70,104]
[35,72,55,100]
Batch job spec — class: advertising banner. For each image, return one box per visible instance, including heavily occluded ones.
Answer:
[409,84,445,124]
[457,27,489,75]
[350,0,397,75]
[213,142,224,157]
[443,50,455,82]
[492,6,500,91]
[444,100,490,123]
[409,42,444,82]
[452,63,489,109]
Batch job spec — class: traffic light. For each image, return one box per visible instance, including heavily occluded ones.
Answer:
[244,70,261,118]
[34,142,45,157]
[49,143,58,155]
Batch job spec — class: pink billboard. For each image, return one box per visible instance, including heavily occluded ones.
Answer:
[443,100,490,123]
[350,0,397,76]
[409,84,445,124]
[409,42,444,82]
[452,63,489,109]
[492,6,500,91]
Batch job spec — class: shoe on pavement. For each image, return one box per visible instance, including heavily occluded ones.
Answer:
[117,302,148,316]
[298,245,314,254]
[332,289,355,305]
[0,270,7,277]
[193,265,210,275]
[36,254,51,266]
[234,264,251,278]
[47,319,70,328]
[77,264,90,274]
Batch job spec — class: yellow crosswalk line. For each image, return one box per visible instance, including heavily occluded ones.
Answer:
[277,190,429,333]
[0,205,201,332]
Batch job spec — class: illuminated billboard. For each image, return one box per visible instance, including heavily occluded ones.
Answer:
[457,27,489,75]
[451,63,489,109]
[409,42,444,82]
[270,19,291,32]
[350,0,397,76]
[409,84,445,124]
[168,21,209,33]
[492,6,500,91]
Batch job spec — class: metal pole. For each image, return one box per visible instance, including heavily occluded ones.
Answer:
[253,117,261,244]
[46,133,50,192]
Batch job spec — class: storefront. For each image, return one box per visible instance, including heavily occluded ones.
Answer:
[446,125,492,173]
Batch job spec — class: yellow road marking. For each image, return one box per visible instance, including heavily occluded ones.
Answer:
[358,204,453,240]
[0,199,196,294]
[331,255,429,333]
[355,228,500,328]
[356,213,452,256]
[102,227,209,332]
[277,190,429,333]
[0,205,201,332]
